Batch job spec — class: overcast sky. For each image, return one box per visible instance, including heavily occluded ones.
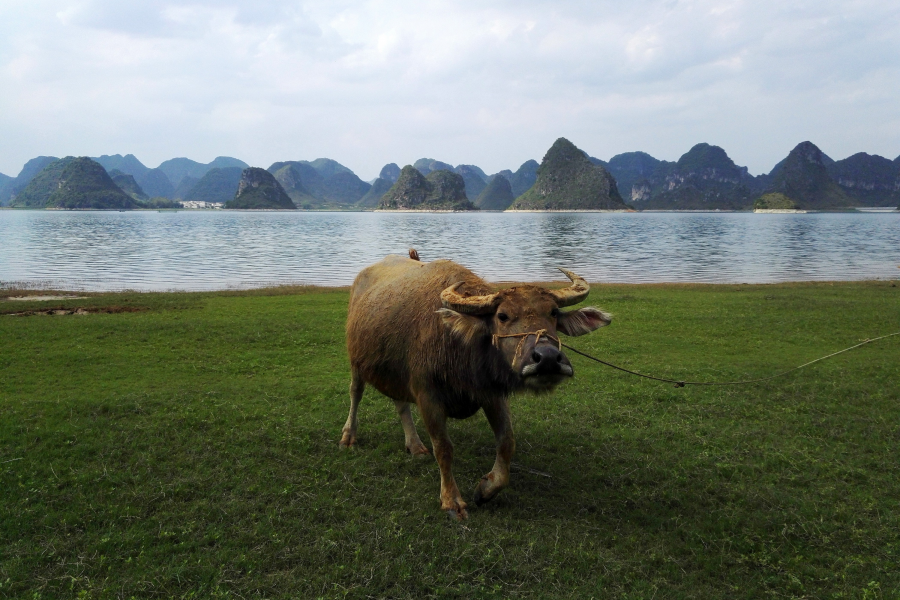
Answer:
[1,0,899,179]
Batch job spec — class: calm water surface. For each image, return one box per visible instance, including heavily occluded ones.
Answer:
[1,210,898,291]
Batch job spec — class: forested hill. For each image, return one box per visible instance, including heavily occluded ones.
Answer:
[608,142,898,210]
[11,157,137,209]
[377,166,475,211]
[509,138,627,210]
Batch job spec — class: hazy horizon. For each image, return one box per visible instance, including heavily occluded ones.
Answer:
[2,1,899,180]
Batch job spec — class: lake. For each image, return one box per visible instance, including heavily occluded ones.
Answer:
[1,210,898,291]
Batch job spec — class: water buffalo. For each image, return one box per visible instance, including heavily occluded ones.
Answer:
[342,251,610,519]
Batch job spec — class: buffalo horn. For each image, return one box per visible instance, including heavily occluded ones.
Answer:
[440,282,501,315]
[550,268,590,307]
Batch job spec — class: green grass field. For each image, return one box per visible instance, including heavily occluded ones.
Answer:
[1,282,898,599]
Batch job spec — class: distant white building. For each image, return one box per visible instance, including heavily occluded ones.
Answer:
[180,201,224,209]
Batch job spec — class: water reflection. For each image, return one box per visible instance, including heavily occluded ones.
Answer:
[0,211,898,291]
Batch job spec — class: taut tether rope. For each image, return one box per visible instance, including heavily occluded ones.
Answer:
[560,331,900,387]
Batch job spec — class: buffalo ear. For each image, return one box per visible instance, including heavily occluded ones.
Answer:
[557,306,611,337]
[436,308,490,345]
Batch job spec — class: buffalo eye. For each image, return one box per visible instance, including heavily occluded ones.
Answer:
[550,308,559,318]
[497,313,509,323]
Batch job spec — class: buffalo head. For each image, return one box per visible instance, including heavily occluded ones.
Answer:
[437,269,611,390]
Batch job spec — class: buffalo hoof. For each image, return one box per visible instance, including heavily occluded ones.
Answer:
[446,507,469,521]
[473,475,502,506]
[406,442,431,456]
[473,484,487,506]
[442,499,468,521]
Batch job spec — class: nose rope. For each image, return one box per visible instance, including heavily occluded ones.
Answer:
[492,329,562,365]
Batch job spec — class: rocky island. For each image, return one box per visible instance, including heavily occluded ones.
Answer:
[474,174,515,210]
[12,157,138,209]
[753,193,804,212]
[762,141,857,210]
[225,168,296,209]
[618,143,759,210]
[508,138,628,211]
[377,166,476,211]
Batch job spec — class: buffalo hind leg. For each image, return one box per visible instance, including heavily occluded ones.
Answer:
[474,397,515,505]
[417,392,467,520]
[394,401,430,455]
[340,370,364,448]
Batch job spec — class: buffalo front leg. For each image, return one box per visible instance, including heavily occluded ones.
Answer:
[474,397,515,505]
[394,400,430,455]
[340,369,364,448]
[417,393,467,520]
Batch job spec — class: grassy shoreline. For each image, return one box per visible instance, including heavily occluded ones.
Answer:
[2,282,899,598]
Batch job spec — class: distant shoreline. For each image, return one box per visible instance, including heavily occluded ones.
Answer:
[2,207,896,213]
[504,209,636,213]
[372,209,472,213]
[3,279,897,297]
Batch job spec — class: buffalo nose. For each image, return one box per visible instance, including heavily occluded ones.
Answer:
[531,345,564,372]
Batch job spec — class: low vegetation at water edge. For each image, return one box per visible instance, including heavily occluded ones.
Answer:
[1,282,898,598]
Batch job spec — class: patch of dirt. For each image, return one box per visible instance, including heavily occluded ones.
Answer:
[5,306,146,317]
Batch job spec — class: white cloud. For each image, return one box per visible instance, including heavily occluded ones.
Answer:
[1,0,899,179]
